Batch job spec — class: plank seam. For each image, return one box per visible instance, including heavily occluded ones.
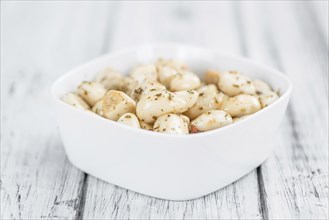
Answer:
[233,3,269,219]
[75,174,88,220]
[257,167,269,220]
[304,1,329,49]
[232,1,248,57]
[101,2,120,54]
[260,11,326,217]
[75,4,120,219]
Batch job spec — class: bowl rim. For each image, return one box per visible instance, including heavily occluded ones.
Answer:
[51,42,292,138]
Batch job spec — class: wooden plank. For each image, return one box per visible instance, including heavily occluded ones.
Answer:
[82,172,260,219]
[239,1,328,219]
[1,2,113,219]
[309,1,328,47]
[3,1,327,219]
[82,2,263,219]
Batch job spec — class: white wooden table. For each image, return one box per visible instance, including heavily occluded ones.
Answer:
[1,1,328,219]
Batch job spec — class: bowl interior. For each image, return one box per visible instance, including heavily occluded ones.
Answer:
[52,44,291,104]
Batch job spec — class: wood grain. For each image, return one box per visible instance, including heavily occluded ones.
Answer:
[1,1,328,219]
[82,2,263,219]
[1,2,113,219]
[238,1,328,219]
[309,1,329,47]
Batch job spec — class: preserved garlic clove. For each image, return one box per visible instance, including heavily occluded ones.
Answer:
[174,90,199,110]
[94,90,136,121]
[258,91,279,108]
[184,85,224,120]
[140,121,154,131]
[131,80,166,102]
[117,113,140,128]
[62,93,90,110]
[136,90,187,123]
[157,66,178,87]
[233,115,250,123]
[129,64,158,83]
[204,70,221,85]
[153,114,189,135]
[169,71,201,92]
[218,71,255,96]
[190,110,233,132]
[156,58,188,71]
[77,81,107,106]
[95,68,125,90]
[220,94,261,117]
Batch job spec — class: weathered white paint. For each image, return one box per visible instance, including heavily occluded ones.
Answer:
[1,2,113,219]
[1,1,328,219]
[239,1,329,219]
[82,2,262,219]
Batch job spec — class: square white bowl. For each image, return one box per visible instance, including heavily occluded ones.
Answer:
[51,43,292,200]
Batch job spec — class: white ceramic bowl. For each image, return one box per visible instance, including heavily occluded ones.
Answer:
[51,43,292,200]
